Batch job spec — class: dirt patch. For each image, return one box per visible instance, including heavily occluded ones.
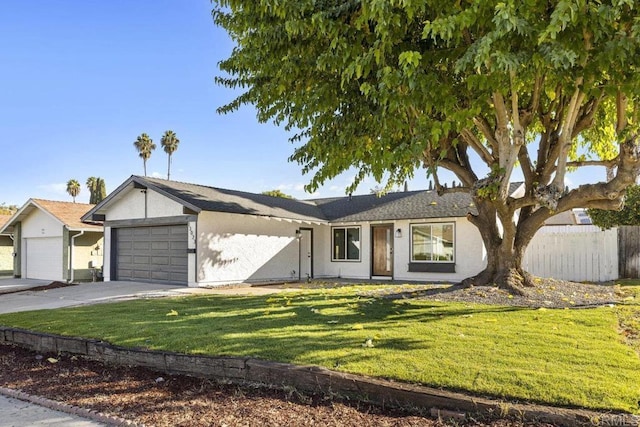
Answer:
[0,344,554,427]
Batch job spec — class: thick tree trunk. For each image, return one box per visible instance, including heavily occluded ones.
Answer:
[460,234,534,295]
[462,199,539,295]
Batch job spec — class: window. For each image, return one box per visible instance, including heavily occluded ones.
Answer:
[332,227,360,261]
[411,223,454,262]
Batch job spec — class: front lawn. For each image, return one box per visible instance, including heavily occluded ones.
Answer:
[0,284,638,413]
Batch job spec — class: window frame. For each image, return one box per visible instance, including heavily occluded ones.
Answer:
[410,222,456,263]
[331,226,361,262]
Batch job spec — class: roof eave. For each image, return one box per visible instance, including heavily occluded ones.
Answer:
[81,176,203,223]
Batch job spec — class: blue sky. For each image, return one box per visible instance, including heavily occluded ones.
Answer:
[0,2,603,207]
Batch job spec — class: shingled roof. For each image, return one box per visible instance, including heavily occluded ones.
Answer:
[84,176,523,224]
[1,199,102,234]
[88,176,328,223]
[312,190,477,222]
[314,182,523,222]
[0,215,12,235]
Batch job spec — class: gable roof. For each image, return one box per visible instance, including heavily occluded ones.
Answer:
[84,175,525,225]
[84,176,327,223]
[0,199,102,234]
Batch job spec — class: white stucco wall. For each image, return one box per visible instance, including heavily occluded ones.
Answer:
[315,217,485,283]
[21,209,62,238]
[197,211,308,285]
[393,218,485,282]
[313,224,372,280]
[106,188,184,220]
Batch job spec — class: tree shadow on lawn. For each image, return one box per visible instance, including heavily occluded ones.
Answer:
[106,292,528,364]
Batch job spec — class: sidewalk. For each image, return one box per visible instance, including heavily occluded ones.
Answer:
[0,393,104,427]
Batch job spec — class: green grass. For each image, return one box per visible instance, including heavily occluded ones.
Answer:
[0,284,639,413]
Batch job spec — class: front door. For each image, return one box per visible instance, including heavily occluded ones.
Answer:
[299,228,313,281]
[371,225,393,277]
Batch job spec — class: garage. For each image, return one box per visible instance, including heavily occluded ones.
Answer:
[24,237,63,280]
[114,224,188,284]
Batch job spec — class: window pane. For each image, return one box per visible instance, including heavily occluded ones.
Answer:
[346,228,360,260]
[333,229,345,260]
[411,225,431,261]
[412,224,454,262]
[430,224,454,261]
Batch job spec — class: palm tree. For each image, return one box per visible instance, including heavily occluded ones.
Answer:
[86,177,98,204]
[66,179,81,203]
[133,133,156,176]
[95,177,106,203]
[160,130,180,180]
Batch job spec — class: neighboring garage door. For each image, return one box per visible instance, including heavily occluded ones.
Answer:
[24,237,63,281]
[115,225,188,284]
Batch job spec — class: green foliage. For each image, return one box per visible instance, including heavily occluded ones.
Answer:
[0,284,638,412]
[66,179,81,203]
[133,133,156,177]
[87,177,107,205]
[213,0,640,193]
[589,185,640,229]
[160,130,180,180]
[0,203,18,215]
[261,189,293,199]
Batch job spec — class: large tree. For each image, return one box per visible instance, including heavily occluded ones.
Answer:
[589,185,640,229]
[213,1,640,293]
[86,177,107,204]
[133,133,156,177]
[160,130,180,180]
[66,179,81,203]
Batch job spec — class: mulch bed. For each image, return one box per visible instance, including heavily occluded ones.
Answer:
[359,279,621,308]
[0,344,554,427]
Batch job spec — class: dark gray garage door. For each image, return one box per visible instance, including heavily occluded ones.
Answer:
[115,225,188,284]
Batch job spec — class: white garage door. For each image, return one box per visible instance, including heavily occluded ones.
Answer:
[24,237,63,281]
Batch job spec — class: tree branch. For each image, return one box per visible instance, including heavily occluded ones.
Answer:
[566,158,618,168]
[460,129,495,166]
[473,116,499,153]
[498,71,526,199]
[551,79,585,190]
[573,92,603,136]
[616,89,628,135]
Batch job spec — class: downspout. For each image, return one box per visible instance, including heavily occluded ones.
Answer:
[69,230,85,283]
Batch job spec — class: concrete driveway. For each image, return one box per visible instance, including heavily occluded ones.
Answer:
[0,280,301,315]
[0,281,196,315]
[0,278,52,294]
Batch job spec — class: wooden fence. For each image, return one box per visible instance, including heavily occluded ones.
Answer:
[618,226,640,279]
[523,226,619,282]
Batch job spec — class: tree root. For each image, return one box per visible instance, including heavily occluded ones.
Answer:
[459,268,535,296]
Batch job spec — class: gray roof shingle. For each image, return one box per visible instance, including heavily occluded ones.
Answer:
[87,176,522,224]
[312,190,477,222]
[143,177,327,222]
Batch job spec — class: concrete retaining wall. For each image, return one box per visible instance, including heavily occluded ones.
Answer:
[1,326,635,427]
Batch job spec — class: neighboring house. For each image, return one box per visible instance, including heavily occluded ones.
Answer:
[543,208,593,226]
[0,199,103,281]
[83,176,523,287]
[0,215,14,276]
